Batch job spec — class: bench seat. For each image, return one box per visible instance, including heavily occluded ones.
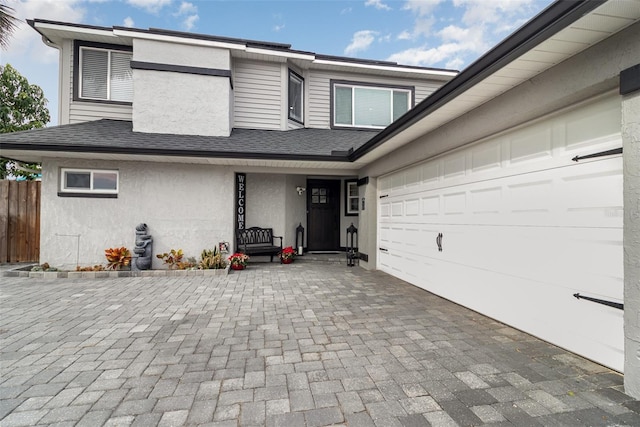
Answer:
[236,227,283,262]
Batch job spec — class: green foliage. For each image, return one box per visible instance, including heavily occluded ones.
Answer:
[1,64,50,133]
[1,63,50,180]
[0,3,19,50]
[156,249,196,270]
[199,247,227,270]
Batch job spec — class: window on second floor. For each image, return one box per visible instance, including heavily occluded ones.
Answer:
[78,45,133,103]
[288,70,304,123]
[332,81,413,129]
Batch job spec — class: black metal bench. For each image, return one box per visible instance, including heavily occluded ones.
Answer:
[236,227,283,262]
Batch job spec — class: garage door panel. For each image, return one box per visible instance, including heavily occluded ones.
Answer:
[377,95,623,371]
[471,141,502,172]
[509,126,552,164]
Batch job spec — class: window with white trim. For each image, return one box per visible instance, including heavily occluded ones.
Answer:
[332,82,412,129]
[79,47,133,102]
[288,70,304,123]
[60,168,119,194]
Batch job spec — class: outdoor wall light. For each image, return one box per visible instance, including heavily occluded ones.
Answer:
[296,186,306,196]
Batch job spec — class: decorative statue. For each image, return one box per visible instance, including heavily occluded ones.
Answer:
[133,223,153,270]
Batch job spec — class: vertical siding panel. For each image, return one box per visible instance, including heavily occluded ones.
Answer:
[0,181,8,263]
[233,60,282,129]
[68,41,133,123]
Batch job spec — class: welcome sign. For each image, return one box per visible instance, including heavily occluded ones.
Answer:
[235,173,246,231]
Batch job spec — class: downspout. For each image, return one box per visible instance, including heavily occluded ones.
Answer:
[41,36,61,126]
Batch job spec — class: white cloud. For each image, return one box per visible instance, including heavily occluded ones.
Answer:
[402,0,442,16]
[273,24,285,32]
[344,30,378,56]
[182,14,198,31]
[176,1,197,15]
[397,30,411,40]
[126,0,171,14]
[365,0,391,11]
[454,0,536,26]
[389,0,545,69]
[1,0,86,64]
[340,7,352,15]
[387,43,463,66]
[123,16,135,27]
[173,1,198,31]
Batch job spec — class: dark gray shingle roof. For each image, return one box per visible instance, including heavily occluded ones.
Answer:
[0,119,379,161]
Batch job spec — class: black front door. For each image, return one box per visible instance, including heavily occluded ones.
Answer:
[307,179,340,251]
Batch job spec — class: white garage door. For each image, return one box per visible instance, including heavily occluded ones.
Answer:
[378,94,624,371]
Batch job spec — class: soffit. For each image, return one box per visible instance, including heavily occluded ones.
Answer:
[32,24,132,47]
[356,0,640,164]
[0,149,362,174]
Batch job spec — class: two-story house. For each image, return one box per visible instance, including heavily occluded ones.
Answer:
[2,19,456,270]
[2,0,640,396]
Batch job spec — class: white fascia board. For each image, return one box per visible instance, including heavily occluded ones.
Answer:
[244,47,315,61]
[34,21,118,39]
[113,28,246,50]
[312,58,458,77]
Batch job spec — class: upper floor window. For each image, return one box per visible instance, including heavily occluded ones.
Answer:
[332,81,413,129]
[78,44,133,103]
[288,70,304,123]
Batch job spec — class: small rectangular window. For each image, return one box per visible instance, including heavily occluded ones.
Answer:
[345,180,359,216]
[332,81,412,129]
[60,168,118,195]
[288,70,304,123]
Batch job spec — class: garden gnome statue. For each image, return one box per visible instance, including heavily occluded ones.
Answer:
[133,223,153,270]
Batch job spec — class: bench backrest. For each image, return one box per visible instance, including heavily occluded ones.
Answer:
[237,227,274,245]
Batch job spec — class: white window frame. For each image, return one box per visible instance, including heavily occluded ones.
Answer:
[288,70,304,123]
[332,82,412,129]
[60,168,119,194]
[78,46,133,102]
[345,180,359,216]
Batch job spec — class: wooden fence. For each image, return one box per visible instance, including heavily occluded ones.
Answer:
[0,180,41,263]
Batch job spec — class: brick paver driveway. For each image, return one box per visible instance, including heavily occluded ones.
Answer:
[1,262,639,426]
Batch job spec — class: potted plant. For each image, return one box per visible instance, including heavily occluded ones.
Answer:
[199,247,227,269]
[279,246,296,264]
[105,247,131,270]
[228,252,249,270]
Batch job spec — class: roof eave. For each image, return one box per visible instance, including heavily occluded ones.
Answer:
[0,143,352,163]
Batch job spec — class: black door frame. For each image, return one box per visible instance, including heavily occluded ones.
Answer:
[306,179,341,251]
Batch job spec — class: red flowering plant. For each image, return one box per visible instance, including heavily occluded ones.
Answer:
[228,252,249,268]
[279,246,296,262]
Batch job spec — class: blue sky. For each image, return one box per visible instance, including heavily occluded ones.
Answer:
[1,0,553,126]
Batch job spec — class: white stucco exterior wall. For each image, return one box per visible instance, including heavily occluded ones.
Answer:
[132,39,232,136]
[357,178,377,270]
[244,173,287,250]
[623,90,640,398]
[285,175,308,249]
[40,159,234,270]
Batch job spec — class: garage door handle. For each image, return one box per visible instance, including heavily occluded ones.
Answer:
[436,233,443,252]
[379,247,388,252]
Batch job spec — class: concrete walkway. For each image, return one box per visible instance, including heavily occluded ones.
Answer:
[1,262,639,426]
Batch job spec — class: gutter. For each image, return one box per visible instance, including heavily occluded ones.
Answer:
[0,143,353,163]
[348,0,606,162]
